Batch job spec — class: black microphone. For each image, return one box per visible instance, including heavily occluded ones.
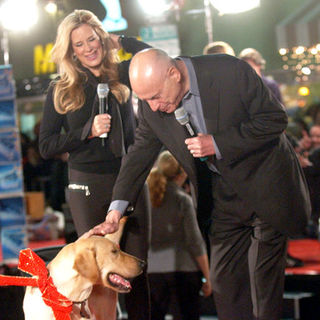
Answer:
[97,83,109,145]
[174,106,208,161]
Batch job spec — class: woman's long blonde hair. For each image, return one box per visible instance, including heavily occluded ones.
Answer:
[51,9,130,114]
[147,151,184,208]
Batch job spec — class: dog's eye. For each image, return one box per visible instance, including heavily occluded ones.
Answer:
[111,249,118,254]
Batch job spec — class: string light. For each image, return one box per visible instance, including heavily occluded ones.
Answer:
[279,44,320,82]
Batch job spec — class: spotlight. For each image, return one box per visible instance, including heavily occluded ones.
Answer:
[0,0,38,31]
[45,1,58,15]
[138,0,171,16]
[209,0,260,15]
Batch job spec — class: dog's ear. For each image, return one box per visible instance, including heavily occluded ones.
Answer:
[104,216,127,244]
[73,248,100,283]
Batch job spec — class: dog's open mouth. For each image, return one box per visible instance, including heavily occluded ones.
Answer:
[108,273,132,292]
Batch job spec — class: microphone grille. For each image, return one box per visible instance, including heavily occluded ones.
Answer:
[174,106,189,126]
[97,83,109,98]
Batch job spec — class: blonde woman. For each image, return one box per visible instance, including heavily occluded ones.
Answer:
[39,10,151,320]
[147,151,212,320]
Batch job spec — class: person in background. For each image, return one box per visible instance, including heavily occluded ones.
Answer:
[203,40,235,56]
[238,47,283,104]
[39,9,151,320]
[298,125,320,155]
[147,151,212,320]
[84,48,311,320]
[295,124,320,239]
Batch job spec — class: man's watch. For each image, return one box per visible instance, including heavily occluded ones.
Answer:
[118,35,125,46]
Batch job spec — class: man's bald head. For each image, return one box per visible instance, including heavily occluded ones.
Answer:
[129,48,188,113]
[129,49,173,96]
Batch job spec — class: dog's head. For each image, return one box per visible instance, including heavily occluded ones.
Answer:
[48,238,145,302]
[72,236,145,293]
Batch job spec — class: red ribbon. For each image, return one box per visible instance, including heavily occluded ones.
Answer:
[0,248,73,320]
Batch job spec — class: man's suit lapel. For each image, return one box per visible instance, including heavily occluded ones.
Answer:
[190,57,219,134]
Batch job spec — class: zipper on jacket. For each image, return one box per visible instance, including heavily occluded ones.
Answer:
[68,183,90,196]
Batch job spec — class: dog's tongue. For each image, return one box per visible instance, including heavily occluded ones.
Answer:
[109,273,132,290]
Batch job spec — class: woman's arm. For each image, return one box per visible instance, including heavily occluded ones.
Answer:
[194,254,212,297]
[109,34,151,54]
[38,85,85,159]
[112,35,152,87]
[181,193,212,297]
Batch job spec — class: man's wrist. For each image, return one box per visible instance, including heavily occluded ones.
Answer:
[108,200,129,216]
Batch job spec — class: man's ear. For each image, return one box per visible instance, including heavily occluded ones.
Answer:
[167,66,181,82]
[73,248,100,283]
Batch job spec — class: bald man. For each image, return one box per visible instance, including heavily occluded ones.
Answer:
[84,48,311,320]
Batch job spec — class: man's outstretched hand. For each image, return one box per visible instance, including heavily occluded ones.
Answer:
[80,210,121,239]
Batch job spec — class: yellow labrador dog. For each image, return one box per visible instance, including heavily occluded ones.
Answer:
[23,218,144,320]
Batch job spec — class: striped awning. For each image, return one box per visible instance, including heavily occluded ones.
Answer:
[276,0,320,49]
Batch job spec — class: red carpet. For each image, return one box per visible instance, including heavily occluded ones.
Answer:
[286,239,320,275]
[1,238,320,276]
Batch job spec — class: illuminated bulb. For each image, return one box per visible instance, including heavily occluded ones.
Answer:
[45,2,57,14]
[295,46,305,55]
[0,0,38,31]
[310,47,318,55]
[209,0,260,14]
[298,86,310,96]
[138,0,170,16]
[301,67,311,75]
[279,48,287,55]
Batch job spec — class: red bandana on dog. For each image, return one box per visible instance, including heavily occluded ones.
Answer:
[0,248,73,320]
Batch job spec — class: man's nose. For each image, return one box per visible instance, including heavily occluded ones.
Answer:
[148,100,158,112]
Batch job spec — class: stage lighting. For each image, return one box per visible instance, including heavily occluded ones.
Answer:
[45,1,58,15]
[209,0,260,15]
[0,0,38,31]
[138,0,171,17]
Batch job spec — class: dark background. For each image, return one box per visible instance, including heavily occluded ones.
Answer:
[0,0,304,80]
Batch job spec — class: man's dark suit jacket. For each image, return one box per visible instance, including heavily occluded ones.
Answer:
[112,54,311,237]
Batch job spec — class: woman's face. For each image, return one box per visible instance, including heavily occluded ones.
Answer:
[71,24,103,76]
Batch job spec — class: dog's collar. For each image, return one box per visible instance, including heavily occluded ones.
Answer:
[73,299,91,319]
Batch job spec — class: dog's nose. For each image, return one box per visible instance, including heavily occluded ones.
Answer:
[139,259,146,269]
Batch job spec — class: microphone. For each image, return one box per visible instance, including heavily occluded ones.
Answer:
[174,106,208,161]
[97,83,109,142]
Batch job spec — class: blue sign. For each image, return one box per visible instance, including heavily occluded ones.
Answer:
[100,0,128,32]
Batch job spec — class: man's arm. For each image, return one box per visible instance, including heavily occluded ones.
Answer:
[82,103,163,237]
